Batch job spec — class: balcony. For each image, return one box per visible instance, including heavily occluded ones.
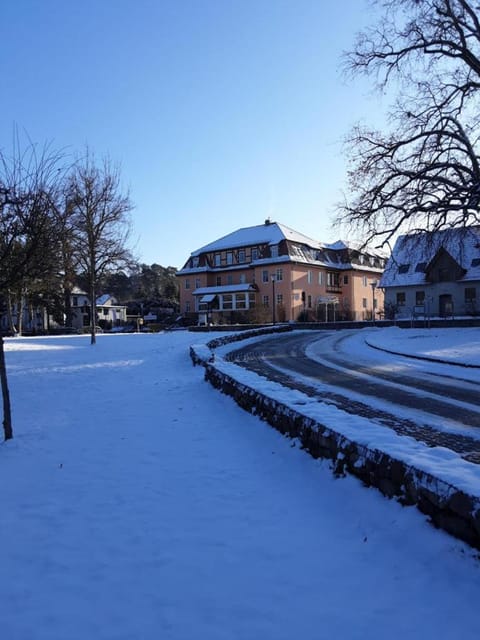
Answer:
[326,285,342,294]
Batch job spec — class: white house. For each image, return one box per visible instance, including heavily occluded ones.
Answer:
[71,289,127,329]
[380,226,480,318]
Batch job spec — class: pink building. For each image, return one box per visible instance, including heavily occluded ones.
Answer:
[177,220,385,324]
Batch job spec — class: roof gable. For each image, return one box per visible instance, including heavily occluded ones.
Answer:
[380,226,480,287]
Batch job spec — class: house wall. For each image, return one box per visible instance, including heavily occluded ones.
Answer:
[350,272,385,321]
[178,262,385,323]
[385,282,479,318]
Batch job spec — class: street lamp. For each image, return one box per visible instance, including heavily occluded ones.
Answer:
[371,280,377,324]
[271,274,276,324]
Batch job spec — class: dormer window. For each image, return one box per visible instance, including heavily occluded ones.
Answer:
[226,252,233,265]
[471,258,480,267]
[214,254,221,267]
[238,249,246,263]
[398,264,410,274]
[271,245,278,258]
[251,248,258,261]
[415,262,427,272]
[192,257,199,268]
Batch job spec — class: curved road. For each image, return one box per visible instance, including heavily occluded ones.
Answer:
[227,330,480,464]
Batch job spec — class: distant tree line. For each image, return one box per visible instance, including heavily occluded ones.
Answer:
[101,263,179,316]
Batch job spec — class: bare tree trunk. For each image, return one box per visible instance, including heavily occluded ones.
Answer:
[6,291,16,334]
[17,291,24,337]
[64,287,72,327]
[0,336,13,440]
[89,281,96,345]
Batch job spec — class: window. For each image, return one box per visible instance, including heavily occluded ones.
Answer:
[238,249,246,263]
[307,295,312,308]
[307,270,312,284]
[222,294,233,310]
[270,245,278,258]
[214,254,221,267]
[415,262,427,273]
[471,258,480,267]
[216,276,221,286]
[263,295,269,307]
[240,274,246,284]
[275,268,283,281]
[251,248,258,261]
[226,252,233,265]
[192,257,199,268]
[369,256,375,266]
[195,278,201,289]
[415,291,425,305]
[262,270,269,283]
[318,272,323,286]
[327,272,340,288]
[72,296,78,306]
[398,264,410,274]
[465,287,476,302]
[343,275,349,285]
[227,275,233,285]
[236,293,246,309]
[103,308,108,315]
[185,301,190,312]
[185,279,190,290]
[248,293,256,308]
[362,276,367,287]
[396,292,406,306]
[276,294,283,306]
[362,298,367,308]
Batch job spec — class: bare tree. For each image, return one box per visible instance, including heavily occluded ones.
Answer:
[0,141,65,440]
[67,151,133,344]
[339,0,480,247]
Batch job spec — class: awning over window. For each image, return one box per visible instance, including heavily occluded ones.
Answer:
[194,284,258,296]
[200,294,216,303]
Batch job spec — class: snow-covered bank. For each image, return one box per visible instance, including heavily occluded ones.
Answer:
[366,325,480,366]
[0,332,479,640]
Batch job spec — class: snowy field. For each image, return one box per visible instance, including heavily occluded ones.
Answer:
[1,329,479,640]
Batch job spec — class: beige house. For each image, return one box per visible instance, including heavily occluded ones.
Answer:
[380,227,480,319]
[177,220,385,324]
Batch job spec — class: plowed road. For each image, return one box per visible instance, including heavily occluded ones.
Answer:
[226,330,480,463]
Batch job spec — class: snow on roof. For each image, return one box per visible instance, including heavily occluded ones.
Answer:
[191,221,322,256]
[380,226,480,287]
[323,239,388,259]
[193,284,256,295]
[96,294,112,305]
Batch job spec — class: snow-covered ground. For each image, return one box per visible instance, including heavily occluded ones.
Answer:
[0,329,479,640]
[366,325,480,367]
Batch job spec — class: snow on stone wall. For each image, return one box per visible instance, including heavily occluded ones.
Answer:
[190,332,480,550]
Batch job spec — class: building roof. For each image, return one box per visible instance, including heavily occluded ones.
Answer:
[176,220,386,278]
[380,226,480,287]
[190,221,322,256]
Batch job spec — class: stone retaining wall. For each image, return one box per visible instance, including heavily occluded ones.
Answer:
[190,331,480,550]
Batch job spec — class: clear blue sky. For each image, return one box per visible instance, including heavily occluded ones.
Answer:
[1,0,385,268]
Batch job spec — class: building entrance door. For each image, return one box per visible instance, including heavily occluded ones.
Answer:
[439,294,453,317]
